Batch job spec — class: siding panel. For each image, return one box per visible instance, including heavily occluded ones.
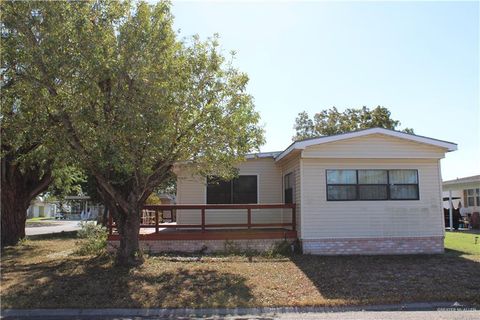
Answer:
[301,158,444,239]
[302,134,446,159]
[278,153,302,237]
[176,158,285,225]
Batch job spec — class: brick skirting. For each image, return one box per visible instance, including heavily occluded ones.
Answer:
[302,236,444,255]
[108,239,291,254]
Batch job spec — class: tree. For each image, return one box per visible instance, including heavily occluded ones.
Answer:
[293,106,414,140]
[46,166,86,201]
[2,1,264,265]
[0,126,54,246]
[1,49,57,246]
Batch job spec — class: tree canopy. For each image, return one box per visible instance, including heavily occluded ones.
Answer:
[293,106,414,141]
[2,0,264,264]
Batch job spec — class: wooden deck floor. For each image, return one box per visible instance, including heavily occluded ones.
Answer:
[108,227,297,241]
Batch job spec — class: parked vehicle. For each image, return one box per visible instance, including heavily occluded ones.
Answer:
[54,212,67,220]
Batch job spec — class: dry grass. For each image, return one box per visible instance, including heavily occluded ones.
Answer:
[1,233,479,309]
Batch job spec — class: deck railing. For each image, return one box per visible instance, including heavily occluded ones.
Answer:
[108,203,296,235]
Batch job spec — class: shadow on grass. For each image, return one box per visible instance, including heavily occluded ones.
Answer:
[291,251,480,306]
[1,254,253,309]
[26,230,78,241]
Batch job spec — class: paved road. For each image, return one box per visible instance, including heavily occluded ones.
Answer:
[3,310,480,320]
[272,310,480,320]
[25,220,83,236]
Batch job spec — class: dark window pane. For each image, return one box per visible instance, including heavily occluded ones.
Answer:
[207,177,231,204]
[327,170,357,184]
[233,175,257,204]
[284,173,294,204]
[285,189,293,204]
[284,173,293,189]
[390,185,418,200]
[327,185,357,200]
[389,170,418,184]
[467,196,475,207]
[358,170,387,184]
[358,185,388,200]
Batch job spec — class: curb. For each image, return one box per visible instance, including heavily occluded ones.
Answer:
[1,302,475,318]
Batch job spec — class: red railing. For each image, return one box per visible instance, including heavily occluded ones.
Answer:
[108,203,296,235]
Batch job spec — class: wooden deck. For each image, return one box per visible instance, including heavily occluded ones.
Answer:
[108,227,297,241]
[108,203,297,241]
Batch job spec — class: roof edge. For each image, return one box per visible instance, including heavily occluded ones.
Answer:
[275,128,458,162]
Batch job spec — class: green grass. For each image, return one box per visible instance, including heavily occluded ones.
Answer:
[445,231,480,256]
[26,217,51,222]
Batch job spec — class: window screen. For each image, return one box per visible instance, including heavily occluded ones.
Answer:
[207,175,258,204]
[326,169,419,201]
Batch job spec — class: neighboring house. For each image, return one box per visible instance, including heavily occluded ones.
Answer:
[108,128,457,255]
[27,198,57,218]
[158,194,175,204]
[443,175,480,215]
[64,195,104,220]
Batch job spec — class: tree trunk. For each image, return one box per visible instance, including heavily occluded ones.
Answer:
[115,205,144,266]
[101,206,108,227]
[1,190,29,247]
[1,156,53,248]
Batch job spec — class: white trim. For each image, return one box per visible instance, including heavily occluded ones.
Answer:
[299,157,304,240]
[437,159,446,235]
[275,128,458,162]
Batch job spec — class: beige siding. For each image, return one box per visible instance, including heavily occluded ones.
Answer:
[302,134,447,159]
[176,158,285,225]
[301,158,444,239]
[278,153,302,237]
[175,166,206,224]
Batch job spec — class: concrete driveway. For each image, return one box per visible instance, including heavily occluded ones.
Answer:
[25,220,83,236]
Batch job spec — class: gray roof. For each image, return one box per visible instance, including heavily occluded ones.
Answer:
[245,151,282,159]
[443,175,480,186]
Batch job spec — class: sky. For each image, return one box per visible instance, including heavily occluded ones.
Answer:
[168,1,479,181]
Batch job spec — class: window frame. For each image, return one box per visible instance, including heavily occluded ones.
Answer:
[206,175,259,204]
[326,169,419,201]
[466,188,480,207]
[284,172,294,204]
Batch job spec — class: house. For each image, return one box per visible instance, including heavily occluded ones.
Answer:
[442,175,480,229]
[443,175,480,212]
[108,128,457,255]
[63,195,104,220]
[27,198,57,219]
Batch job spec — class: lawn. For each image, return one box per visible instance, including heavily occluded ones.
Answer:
[1,232,479,309]
[445,231,480,256]
[26,217,51,222]
[26,217,58,228]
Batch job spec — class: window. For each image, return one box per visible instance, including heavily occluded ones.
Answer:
[326,170,357,200]
[466,188,480,207]
[388,170,419,200]
[326,169,419,201]
[284,172,294,204]
[358,170,388,200]
[207,175,258,204]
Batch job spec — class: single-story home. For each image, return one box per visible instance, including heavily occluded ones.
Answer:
[443,175,480,213]
[442,175,480,229]
[108,128,457,255]
[27,198,57,219]
[171,127,457,255]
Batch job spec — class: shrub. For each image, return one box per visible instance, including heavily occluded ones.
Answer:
[75,222,108,256]
[264,240,294,258]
